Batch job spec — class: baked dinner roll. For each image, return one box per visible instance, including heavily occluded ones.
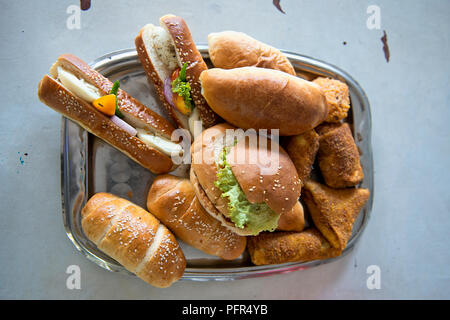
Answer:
[316,122,364,188]
[146,174,247,260]
[276,201,305,232]
[81,193,186,288]
[199,67,328,136]
[208,31,296,75]
[247,228,341,265]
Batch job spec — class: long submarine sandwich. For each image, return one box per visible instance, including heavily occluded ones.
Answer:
[37,54,182,174]
[135,14,221,139]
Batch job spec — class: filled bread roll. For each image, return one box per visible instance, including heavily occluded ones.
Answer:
[247,228,341,265]
[81,193,186,288]
[37,54,180,174]
[190,123,302,236]
[208,31,296,75]
[146,174,247,260]
[135,14,221,138]
[316,122,364,188]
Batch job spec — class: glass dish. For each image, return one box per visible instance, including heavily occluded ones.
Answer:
[60,47,373,281]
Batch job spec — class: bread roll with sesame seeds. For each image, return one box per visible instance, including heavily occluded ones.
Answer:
[146,174,247,260]
[37,54,180,174]
[81,193,186,288]
[190,123,302,236]
[135,14,221,138]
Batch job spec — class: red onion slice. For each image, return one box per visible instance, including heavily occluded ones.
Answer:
[163,77,175,107]
[110,115,137,137]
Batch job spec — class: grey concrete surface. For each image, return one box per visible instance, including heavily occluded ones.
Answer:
[0,0,449,299]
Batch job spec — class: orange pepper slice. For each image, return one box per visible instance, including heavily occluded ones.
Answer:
[173,94,192,116]
[92,94,116,116]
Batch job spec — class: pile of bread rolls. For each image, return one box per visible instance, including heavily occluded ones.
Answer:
[39,14,370,288]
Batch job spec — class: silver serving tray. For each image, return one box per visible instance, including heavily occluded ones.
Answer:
[60,47,373,281]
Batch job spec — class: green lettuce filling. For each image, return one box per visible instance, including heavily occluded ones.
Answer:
[214,148,279,235]
[171,62,193,111]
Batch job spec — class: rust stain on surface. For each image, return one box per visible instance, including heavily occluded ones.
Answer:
[80,0,91,11]
[381,30,390,63]
[273,0,286,14]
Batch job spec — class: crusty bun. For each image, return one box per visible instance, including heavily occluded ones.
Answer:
[208,31,296,75]
[81,193,185,288]
[38,54,178,174]
[49,54,174,138]
[135,14,221,136]
[199,67,328,136]
[146,174,247,260]
[276,201,305,232]
[190,123,302,236]
[247,228,341,266]
[160,15,221,128]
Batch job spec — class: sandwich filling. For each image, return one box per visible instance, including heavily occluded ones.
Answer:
[214,147,279,235]
[54,66,182,157]
[142,24,203,137]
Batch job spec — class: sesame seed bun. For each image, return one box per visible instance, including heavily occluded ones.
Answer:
[190,123,302,236]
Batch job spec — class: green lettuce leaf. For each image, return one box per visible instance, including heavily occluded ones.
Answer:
[171,62,193,110]
[214,148,279,235]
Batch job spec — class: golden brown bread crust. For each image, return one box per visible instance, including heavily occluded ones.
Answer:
[37,75,175,174]
[276,202,305,232]
[190,166,254,236]
[135,29,186,130]
[247,228,341,265]
[51,54,175,138]
[191,167,303,235]
[81,193,186,288]
[190,124,302,236]
[147,174,247,260]
[301,180,370,250]
[316,122,364,188]
[227,134,302,214]
[190,124,233,221]
[286,129,320,184]
[191,124,301,216]
[313,77,350,123]
[199,67,328,136]
[135,225,186,288]
[208,31,296,75]
[160,15,222,128]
